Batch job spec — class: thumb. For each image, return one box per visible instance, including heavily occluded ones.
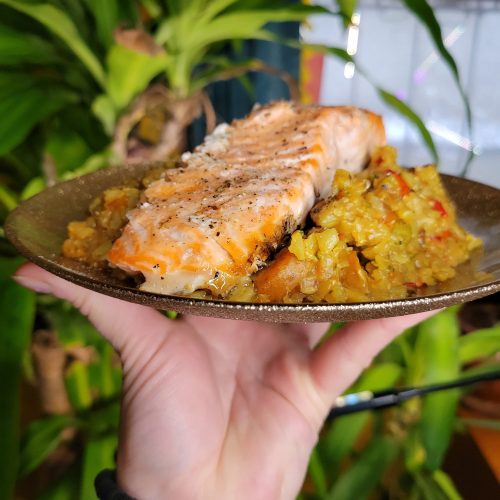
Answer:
[13,263,169,357]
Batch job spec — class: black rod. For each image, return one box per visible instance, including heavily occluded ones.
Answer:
[328,369,500,419]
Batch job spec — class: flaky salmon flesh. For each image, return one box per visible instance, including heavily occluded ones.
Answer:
[107,102,386,296]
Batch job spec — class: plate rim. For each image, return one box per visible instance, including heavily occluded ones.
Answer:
[5,168,500,321]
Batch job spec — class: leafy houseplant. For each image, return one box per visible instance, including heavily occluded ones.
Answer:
[0,1,491,499]
[301,309,500,499]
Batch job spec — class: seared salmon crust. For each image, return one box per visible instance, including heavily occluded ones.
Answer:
[106,102,386,295]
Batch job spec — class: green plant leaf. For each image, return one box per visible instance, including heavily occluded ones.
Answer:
[165,0,183,16]
[0,72,75,155]
[0,229,18,257]
[191,57,299,98]
[0,23,59,65]
[159,3,332,46]
[308,448,327,497]
[80,433,118,500]
[256,30,353,62]
[327,436,399,500]
[351,362,403,392]
[462,361,500,378]
[38,461,81,500]
[92,95,116,136]
[377,327,415,366]
[413,310,460,470]
[321,412,370,479]
[158,3,334,93]
[0,256,23,279]
[61,150,113,180]
[402,0,471,130]
[106,43,169,111]
[458,326,500,364]
[0,0,105,86]
[432,470,462,500]
[42,301,110,409]
[459,418,500,431]
[0,137,44,189]
[21,177,46,201]
[186,6,325,50]
[45,128,95,176]
[0,263,36,498]
[66,360,93,411]
[42,294,122,407]
[377,89,438,163]
[320,362,402,476]
[18,414,76,477]
[422,391,459,470]
[83,0,119,47]
[413,471,448,500]
[80,399,120,436]
[141,0,163,18]
[404,429,427,472]
[52,100,109,152]
[94,342,121,399]
[335,0,357,27]
[0,184,18,210]
[403,0,473,174]
[196,0,240,25]
[42,300,102,346]
[256,31,440,163]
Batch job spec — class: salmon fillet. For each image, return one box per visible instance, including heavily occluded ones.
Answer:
[107,102,386,295]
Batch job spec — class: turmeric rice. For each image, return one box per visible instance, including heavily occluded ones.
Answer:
[62,146,481,303]
[253,146,481,302]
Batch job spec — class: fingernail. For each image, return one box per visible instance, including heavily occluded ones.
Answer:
[12,275,52,294]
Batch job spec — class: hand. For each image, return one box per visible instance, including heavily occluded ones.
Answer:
[15,263,435,500]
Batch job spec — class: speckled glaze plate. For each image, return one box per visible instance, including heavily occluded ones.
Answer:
[5,164,500,323]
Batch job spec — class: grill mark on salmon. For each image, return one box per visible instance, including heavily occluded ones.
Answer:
[107,101,386,295]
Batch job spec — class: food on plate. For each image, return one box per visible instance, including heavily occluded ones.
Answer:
[107,101,385,295]
[254,146,481,302]
[61,166,166,266]
[62,102,481,303]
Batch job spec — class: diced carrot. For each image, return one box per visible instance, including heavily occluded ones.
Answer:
[432,229,453,241]
[342,252,368,292]
[403,281,422,288]
[253,249,315,301]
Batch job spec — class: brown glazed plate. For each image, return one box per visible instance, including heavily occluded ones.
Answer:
[5,164,500,323]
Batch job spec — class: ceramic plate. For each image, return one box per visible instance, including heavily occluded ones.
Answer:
[5,164,500,323]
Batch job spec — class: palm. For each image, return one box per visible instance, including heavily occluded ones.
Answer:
[117,315,327,499]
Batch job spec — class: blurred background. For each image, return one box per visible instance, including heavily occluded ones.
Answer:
[0,1,499,499]
[304,0,500,185]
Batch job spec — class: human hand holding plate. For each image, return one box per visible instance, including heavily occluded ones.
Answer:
[14,262,436,499]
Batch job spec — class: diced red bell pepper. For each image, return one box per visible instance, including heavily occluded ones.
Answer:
[385,169,410,196]
[431,199,447,217]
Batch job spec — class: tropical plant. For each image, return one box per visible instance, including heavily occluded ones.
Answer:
[301,309,500,500]
[0,0,471,191]
[0,1,486,499]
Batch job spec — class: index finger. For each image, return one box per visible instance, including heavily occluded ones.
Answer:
[309,311,439,411]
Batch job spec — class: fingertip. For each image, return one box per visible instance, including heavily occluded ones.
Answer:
[376,309,442,337]
[309,309,442,411]
[12,263,54,294]
[13,261,45,276]
[13,262,169,355]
